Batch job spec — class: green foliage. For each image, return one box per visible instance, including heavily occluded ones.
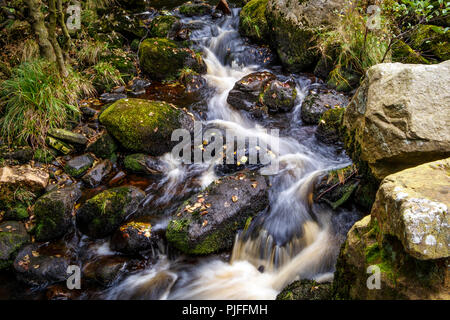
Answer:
[239,0,269,42]
[391,0,449,25]
[315,5,390,91]
[77,40,110,66]
[91,61,124,92]
[0,60,93,148]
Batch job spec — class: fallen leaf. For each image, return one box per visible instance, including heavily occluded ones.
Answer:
[232,196,238,203]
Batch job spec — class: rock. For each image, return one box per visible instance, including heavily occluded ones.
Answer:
[3,147,34,164]
[179,2,212,17]
[86,132,118,159]
[76,186,145,238]
[46,136,74,155]
[82,160,113,188]
[34,185,82,242]
[124,153,167,175]
[129,78,151,97]
[371,158,450,260]
[64,154,94,178]
[332,215,449,299]
[261,79,297,113]
[239,0,269,42]
[33,148,57,164]
[99,93,127,104]
[13,243,72,287]
[266,0,347,72]
[0,221,30,270]
[166,171,269,254]
[315,107,345,145]
[83,256,128,287]
[149,15,180,38]
[80,106,98,118]
[111,221,163,255]
[99,98,194,156]
[0,165,49,193]
[4,203,29,221]
[342,61,450,180]
[216,0,231,15]
[48,128,88,145]
[108,171,127,187]
[301,90,349,125]
[276,279,332,300]
[138,38,206,81]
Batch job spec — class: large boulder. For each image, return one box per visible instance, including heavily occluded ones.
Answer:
[371,158,449,260]
[0,221,30,270]
[138,38,206,81]
[0,165,49,193]
[342,61,450,181]
[166,171,269,254]
[34,185,82,242]
[265,0,347,72]
[76,186,145,239]
[239,0,270,43]
[99,98,195,156]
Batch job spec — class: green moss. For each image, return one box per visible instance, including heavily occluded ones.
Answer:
[124,153,147,173]
[410,24,450,62]
[86,133,117,159]
[391,40,430,64]
[166,218,191,253]
[239,0,269,42]
[179,3,211,16]
[4,203,29,220]
[149,15,179,38]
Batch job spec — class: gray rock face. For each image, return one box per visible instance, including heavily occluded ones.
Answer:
[343,61,450,180]
[13,243,72,286]
[99,93,127,104]
[166,171,269,254]
[34,185,82,242]
[301,90,349,125]
[76,186,146,239]
[371,158,450,260]
[82,160,113,187]
[0,165,49,193]
[0,221,30,270]
[64,154,94,178]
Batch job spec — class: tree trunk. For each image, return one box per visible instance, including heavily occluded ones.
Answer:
[57,0,72,44]
[48,0,68,77]
[24,0,56,62]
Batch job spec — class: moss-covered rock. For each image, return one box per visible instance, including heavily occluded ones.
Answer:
[0,221,30,270]
[4,203,29,221]
[48,128,88,145]
[86,132,118,159]
[261,79,297,113]
[302,90,349,125]
[410,24,450,62]
[391,40,430,64]
[82,160,113,188]
[179,2,212,16]
[138,38,206,81]
[149,15,180,38]
[76,186,145,239]
[99,98,194,156]
[315,107,345,144]
[166,171,269,255]
[111,221,163,255]
[123,153,148,173]
[239,0,269,43]
[34,185,82,242]
[277,279,332,300]
[46,136,74,155]
[33,148,57,164]
[64,154,94,178]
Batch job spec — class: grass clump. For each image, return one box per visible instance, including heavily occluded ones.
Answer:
[0,60,94,148]
[91,61,124,93]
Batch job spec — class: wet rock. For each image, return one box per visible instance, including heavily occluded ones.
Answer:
[46,136,74,155]
[372,158,450,260]
[48,128,88,145]
[315,107,345,145]
[333,215,449,299]
[3,147,34,164]
[262,79,297,113]
[76,186,145,239]
[301,90,349,125]
[111,221,163,254]
[82,160,113,188]
[99,93,127,104]
[99,98,194,156]
[181,73,207,98]
[178,2,212,17]
[64,154,94,178]
[80,106,98,118]
[138,38,206,81]
[0,221,30,270]
[216,0,231,15]
[124,153,166,175]
[342,61,450,180]
[0,165,49,193]
[108,171,127,187]
[128,78,151,97]
[83,256,128,287]
[13,243,72,287]
[227,71,276,112]
[277,279,332,300]
[166,171,269,254]
[34,185,82,242]
[86,132,118,159]
[230,45,276,68]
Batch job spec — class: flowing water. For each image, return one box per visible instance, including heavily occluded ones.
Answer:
[102,10,360,300]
